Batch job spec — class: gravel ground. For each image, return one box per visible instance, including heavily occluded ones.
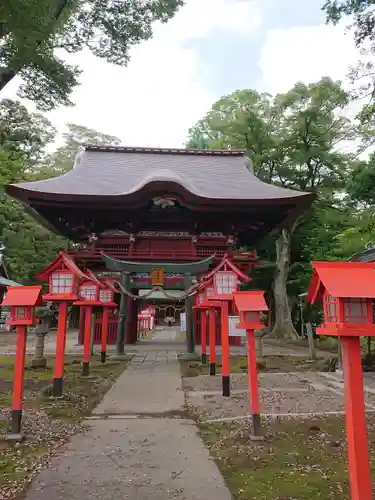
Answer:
[184,372,349,422]
[0,408,83,499]
[183,372,311,393]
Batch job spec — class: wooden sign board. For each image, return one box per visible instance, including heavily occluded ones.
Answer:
[152,268,165,286]
[228,315,246,337]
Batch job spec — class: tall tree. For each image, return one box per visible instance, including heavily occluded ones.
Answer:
[0,98,56,163]
[0,0,184,110]
[324,0,375,150]
[187,78,353,337]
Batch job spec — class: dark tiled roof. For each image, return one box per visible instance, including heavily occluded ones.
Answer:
[351,247,375,262]
[8,146,313,203]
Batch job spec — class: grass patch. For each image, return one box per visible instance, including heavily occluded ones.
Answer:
[0,354,128,496]
[199,415,368,499]
[180,355,326,377]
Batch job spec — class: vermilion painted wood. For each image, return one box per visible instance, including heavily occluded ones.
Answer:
[221,301,230,378]
[209,309,216,365]
[54,302,68,379]
[194,314,242,346]
[247,329,260,415]
[83,306,92,365]
[12,325,27,411]
[201,311,207,357]
[341,337,373,500]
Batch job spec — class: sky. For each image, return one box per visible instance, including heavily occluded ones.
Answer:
[1,0,362,148]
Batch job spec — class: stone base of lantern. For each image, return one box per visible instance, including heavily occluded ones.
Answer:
[179,352,200,361]
[31,357,47,369]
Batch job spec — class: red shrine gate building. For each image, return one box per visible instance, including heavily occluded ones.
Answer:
[6,147,313,353]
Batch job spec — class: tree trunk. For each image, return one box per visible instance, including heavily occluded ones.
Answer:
[271,228,298,339]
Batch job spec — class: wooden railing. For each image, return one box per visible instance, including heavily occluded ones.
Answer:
[67,246,257,262]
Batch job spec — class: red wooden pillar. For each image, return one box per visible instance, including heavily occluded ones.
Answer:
[341,336,372,500]
[82,306,92,376]
[247,328,261,437]
[209,308,216,375]
[221,301,230,397]
[11,325,27,435]
[53,301,68,397]
[79,306,85,343]
[201,310,207,364]
[101,307,109,363]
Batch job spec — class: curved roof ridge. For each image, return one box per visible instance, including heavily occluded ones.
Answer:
[130,167,197,196]
[7,147,314,203]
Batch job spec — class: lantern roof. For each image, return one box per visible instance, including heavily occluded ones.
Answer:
[2,285,43,307]
[84,269,105,288]
[202,253,249,283]
[233,291,268,312]
[35,251,88,282]
[307,261,375,304]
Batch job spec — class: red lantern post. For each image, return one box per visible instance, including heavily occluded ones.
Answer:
[1,286,44,437]
[233,291,268,438]
[36,252,87,397]
[208,308,216,375]
[74,271,105,375]
[199,254,250,396]
[307,261,375,500]
[98,279,118,363]
[209,270,240,397]
[195,291,208,364]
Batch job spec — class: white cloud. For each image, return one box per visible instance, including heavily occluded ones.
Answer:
[258,22,360,95]
[1,0,262,148]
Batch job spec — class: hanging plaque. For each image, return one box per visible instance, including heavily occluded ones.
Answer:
[228,316,246,337]
[152,268,165,286]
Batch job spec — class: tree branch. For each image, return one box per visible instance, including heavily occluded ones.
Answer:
[0,0,69,91]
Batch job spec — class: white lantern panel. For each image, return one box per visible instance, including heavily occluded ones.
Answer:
[214,271,237,295]
[244,311,259,323]
[99,290,113,303]
[197,292,205,304]
[15,307,27,319]
[79,285,97,301]
[324,295,338,322]
[51,272,73,294]
[344,298,368,323]
[205,286,214,297]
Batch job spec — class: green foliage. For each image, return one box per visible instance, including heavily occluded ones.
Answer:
[187,78,353,334]
[0,98,122,283]
[0,0,184,110]
[323,0,375,46]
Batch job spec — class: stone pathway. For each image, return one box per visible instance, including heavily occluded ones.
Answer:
[24,329,232,500]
